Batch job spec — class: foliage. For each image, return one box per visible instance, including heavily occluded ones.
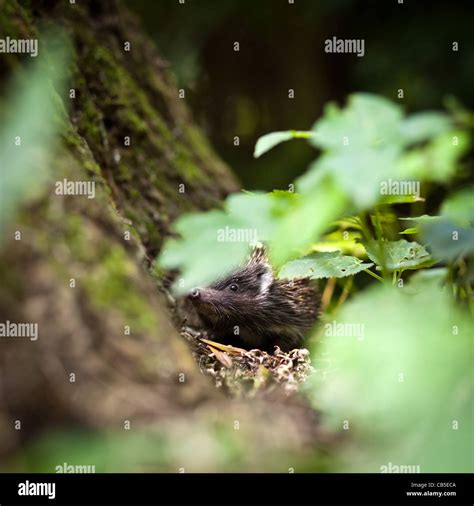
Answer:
[279,251,373,280]
[158,93,471,292]
[364,239,433,272]
[158,92,473,471]
[308,279,472,472]
[253,130,314,158]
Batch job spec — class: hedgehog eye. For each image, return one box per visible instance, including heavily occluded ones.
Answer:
[229,283,239,292]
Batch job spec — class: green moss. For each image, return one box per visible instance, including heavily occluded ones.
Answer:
[173,151,202,181]
[116,161,133,182]
[77,94,104,148]
[116,104,151,136]
[83,158,102,177]
[62,127,82,151]
[144,220,164,247]
[81,40,214,189]
[1,1,35,38]
[36,207,157,333]
[81,245,158,332]
[184,125,220,169]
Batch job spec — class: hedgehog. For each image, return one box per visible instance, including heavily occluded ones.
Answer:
[186,247,320,353]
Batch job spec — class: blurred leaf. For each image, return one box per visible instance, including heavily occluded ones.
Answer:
[295,158,329,194]
[302,94,466,210]
[379,193,424,204]
[308,284,473,472]
[279,251,372,279]
[399,214,441,224]
[444,96,474,128]
[315,147,401,208]
[0,35,70,238]
[402,214,474,261]
[253,130,313,158]
[227,190,300,234]
[365,239,432,271]
[270,174,348,266]
[420,219,474,261]
[399,112,451,144]
[398,130,469,183]
[405,267,448,293]
[440,187,474,226]
[157,209,249,294]
[310,94,403,151]
[306,94,404,209]
[310,228,366,257]
[254,131,293,158]
[226,191,277,240]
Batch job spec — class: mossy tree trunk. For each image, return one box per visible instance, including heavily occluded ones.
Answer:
[0,0,326,471]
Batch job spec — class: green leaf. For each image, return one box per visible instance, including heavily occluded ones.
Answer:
[306,94,404,209]
[440,187,474,226]
[302,94,467,210]
[398,130,469,183]
[400,214,474,261]
[315,147,400,209]
[253,130,314,158]
[295,159,329,194]
[365,239,432,271]
[310,93,403,151]
[308,284,473,472]
[158,209,250,294]
[310,227,366,257]
[279,251,373,279]
[270,174,348,266]
[399,214,441,224]
[399,227,418,235]
[399,112,451,144]
[406,268,448,292]
[379,193,424,205]
[420,219,474,261]
[226,192,277,241]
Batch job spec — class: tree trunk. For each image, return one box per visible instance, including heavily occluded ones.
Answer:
[0,0,327,471]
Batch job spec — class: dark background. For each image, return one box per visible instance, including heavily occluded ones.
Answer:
[126,0,474,190]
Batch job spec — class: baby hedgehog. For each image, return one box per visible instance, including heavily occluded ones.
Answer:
[186,247,320,353]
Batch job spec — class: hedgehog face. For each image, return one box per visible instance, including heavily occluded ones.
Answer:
[187,260,274,327]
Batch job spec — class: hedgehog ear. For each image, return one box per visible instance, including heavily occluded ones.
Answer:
[258,265,273,293]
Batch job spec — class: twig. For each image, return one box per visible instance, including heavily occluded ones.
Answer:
[321,277,336,310]
[335,277,353,310]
